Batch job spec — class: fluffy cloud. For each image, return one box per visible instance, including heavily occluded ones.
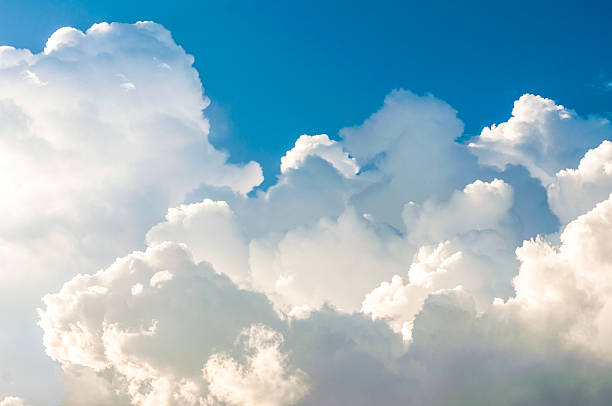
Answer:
[3,20,612,406]
[362,178,517,340]
[548,140,612,224]
[469,94,612,185]
[280,134,359,178]
[203,325,309,406]
[249,208,410,312]
[508,194,612,356]
[391,196,612,404]
[395,287,612,406]
[341,90,487,229]
[0,22,261,404]
[38,242,289,405]
[39,196,612,405]
[146,199,250,284]
[37,241,402,406]
[145,178,517,321]
[0,397,29,406]
[404,178,514,244]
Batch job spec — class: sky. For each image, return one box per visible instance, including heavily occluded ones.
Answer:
[1,1,612,406]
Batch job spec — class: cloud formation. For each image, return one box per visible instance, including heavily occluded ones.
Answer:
[469,94,612,185]
[39,196,612,405]
[548,140,612,224]
[1,21,612,406]
[0,21,261,403]
[280,134,359,178]
[0,398,29,406]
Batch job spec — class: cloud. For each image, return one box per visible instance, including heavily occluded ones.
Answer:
[548,140,612,224]
[403,178,514,244]
[0,398,29,406]
[146,199,250,285]
[469,94,612,185]
[203,325,309,406]
[43,27,85,54]
[341,90,487,229]
[0,46,34,68]
[38,242,285,405]
[38,238,407,405]
[280,134,359,178]
[397,287,612,406]
[2,20,612,406]
[40,194,612,404]
[389,196,612,404]
[249,208,410,312]
[0,21,262,403]
[145,176,518,322]
[508,194,612,357]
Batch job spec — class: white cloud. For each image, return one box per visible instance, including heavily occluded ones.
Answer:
[469,94,612,185]
[361,274,429,341]
[38,242,285,405]
[146,175,518,322]
[146,199,250,284]
[0,397,29,406]
[362,235,516,342]
[0,46,34,68]
[360,178,518,339]
[2,19,611,406]
[43,27,85,54]
[404,178,514,244]
[280,134,359,177]
[0,21,262,403]
[341,90,486,229]
[149,270,174,287]
[508,194,612,357]
[203,325,309,406]
[249,208,410,312]
[548,140,612,224]
[387,197,612,404]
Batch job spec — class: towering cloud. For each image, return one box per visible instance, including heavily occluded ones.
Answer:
[2,21,612,406]
[38,242,302,405]
[38,196,612,405]
[0,22,261,404]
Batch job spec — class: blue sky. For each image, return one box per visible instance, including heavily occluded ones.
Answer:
[2,0,610,188]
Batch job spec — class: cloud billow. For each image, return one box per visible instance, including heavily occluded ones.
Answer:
[1,21,612,406]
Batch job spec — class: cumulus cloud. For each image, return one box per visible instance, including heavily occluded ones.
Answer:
[403,178,514,244]
[469,94,612,185]
[280,134,359,178]
[146,199,250,284]
[385,196,612,404]
[548,140,612,224]
[40,196,612,404]
[360,178,517,339]
[341,90,487,229]
[0,46,34,68]
[2,19,612,406]
[508,194,612,356]
[0,397,29,406]
[145,175,518,322]
[38,242,284,405]
[249,208,410,312]
[203,325,309,406]
[0,21,261,403]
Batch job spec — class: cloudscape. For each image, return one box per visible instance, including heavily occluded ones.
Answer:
[1,4,612,406]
